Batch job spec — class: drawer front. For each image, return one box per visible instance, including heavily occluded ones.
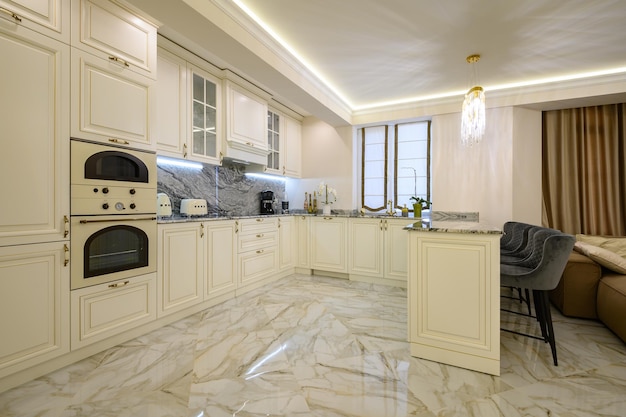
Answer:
[238,230,277,253]
[238,217,277,235]
[71,273,156,349]
[238,248,277,286]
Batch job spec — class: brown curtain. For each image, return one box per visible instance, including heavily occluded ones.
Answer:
[542,104,626,236]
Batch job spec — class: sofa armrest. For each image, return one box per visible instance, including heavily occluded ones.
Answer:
[549,251,603,319]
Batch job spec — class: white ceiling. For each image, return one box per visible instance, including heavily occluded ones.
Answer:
[236,0,626,110]
[127,0,626,125]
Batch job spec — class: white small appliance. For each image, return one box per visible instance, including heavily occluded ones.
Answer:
[157,193,172,216]
[180,199,208,216]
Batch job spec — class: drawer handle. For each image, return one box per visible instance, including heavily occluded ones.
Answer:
[256,218,264,222]
[108,280,130,288]
[324,217,333,220]
[0,7,22,22]
[256,249,264,254]
[256,233,264,238]
[108,138,130,145]
[246,142,255,147]
[109,55,130,68]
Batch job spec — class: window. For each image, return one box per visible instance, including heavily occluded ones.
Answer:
[358,121,431,213]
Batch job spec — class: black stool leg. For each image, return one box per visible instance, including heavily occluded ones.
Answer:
[539,290,558,366]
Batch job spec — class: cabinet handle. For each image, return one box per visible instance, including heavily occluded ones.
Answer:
[183,143,188,158]
[301,216,306,220]
[256,249,264,254]
[63,244,69,267]
[278,219,281,228]
[108,280,130,288]
[108,138,130,145]
[200,223,205,238]
[235,220,239,233]
[384,219,388,231]
[282,166,286,175]
[64,215,70,238]
[109,56,130,68]
[324,217,333,220]
[219,152,224,165]
[0,7,22,22]
[256,218,264,222]
[256,233,264,238]
[380,219,383,231]
[246,142,255,147]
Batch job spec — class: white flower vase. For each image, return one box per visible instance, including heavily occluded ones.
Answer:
[323,204,331,215]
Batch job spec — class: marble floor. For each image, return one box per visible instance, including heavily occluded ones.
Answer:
[1,274,625,417]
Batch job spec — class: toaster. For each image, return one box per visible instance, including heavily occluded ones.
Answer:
[156,193,172,216]
[180,198,208,216]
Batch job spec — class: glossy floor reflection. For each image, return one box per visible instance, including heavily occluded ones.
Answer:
[1,274,625,416]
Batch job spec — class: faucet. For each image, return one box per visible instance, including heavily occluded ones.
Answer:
[386,200,395,216]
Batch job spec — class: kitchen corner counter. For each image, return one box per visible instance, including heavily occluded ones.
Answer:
[404,220,502,234]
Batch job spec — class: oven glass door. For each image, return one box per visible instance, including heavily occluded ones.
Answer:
[71,215,156,289]
[85,224,148,277]
[85,150,149,183]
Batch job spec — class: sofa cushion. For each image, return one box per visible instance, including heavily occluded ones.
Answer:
[597,274,626,344]
[576,234,626,257]
[574,241,626,274]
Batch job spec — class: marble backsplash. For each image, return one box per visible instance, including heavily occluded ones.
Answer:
[157,162,286,217]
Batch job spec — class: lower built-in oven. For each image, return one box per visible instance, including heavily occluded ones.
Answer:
[70,214,156,290]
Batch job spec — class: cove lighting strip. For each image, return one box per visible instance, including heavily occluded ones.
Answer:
[156,156,203,170]
[245,173,287,182]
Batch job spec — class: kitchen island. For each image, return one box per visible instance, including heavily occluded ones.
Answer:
[405,219,502,375]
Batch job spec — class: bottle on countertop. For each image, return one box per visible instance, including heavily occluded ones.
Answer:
[304,192,308,211]
[402,204,409,217]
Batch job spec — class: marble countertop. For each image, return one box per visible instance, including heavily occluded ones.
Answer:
[157,212,419,224]
[404,219,502,234]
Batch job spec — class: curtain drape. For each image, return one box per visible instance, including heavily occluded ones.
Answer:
[542,104,626,236]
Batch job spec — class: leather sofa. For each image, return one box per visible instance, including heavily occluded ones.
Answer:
[549,235,626,344]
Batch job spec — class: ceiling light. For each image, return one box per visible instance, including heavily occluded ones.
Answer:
[461,54,486,146]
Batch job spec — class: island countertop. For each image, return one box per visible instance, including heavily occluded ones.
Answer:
[404,219,501,235]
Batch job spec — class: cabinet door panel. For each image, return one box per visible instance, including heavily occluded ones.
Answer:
[311,218,347,273]
[384,220,409,281]
[72,50,153,150]
[155,48,186,157]
[0,28,69,246]
[349,219,383,277]
[0,0,69,42]
[206,221,237,297]
[0,242,69,377]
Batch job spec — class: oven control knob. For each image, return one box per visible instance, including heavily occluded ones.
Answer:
[129,189,136,195]
[130,203,136,209]
[93,188,98,193]
[102,187,109,194]
[102,203,109,210]
[115,202,125,211]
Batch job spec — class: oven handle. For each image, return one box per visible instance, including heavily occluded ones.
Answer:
[79,217,157,224]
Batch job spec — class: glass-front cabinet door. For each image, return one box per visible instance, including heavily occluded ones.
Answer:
[189,65,221,164]
[266,109,281,174]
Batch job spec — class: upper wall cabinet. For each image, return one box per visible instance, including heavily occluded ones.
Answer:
[70,0,157,150]
[155,39,223,165]
[266,105,302,178]
[71,0,157,79]
[0,0,70,42]
[222,73,269,166]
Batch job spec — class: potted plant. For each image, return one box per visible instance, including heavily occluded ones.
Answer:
[410,196,431,218]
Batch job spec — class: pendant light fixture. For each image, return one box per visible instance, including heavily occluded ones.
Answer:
[461,54,486,146]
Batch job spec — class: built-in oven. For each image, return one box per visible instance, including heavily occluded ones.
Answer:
[70,138,157,289]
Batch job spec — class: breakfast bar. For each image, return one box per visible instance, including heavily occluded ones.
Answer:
[405,219,502,375]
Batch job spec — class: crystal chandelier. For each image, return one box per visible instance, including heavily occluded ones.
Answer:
[461,54,485,146]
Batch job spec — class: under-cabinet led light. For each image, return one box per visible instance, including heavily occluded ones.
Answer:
[245,173,287,182]
[156,156,203,170]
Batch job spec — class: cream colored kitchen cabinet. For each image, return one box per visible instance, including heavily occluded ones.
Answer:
[278,216,297,271]
[223,74,269,165]
[349,218,410,284]
[408,230,501,375]
[0,242,69,379]
[157,223,204,317]
[155,46,187,158]
[237,218,278,287]
[71,272,156,349]
[71,0,157,79]
[0,0,69,42]
[206,220,237,298]
[189,64,222,164]
[71,49,155,150]
[297,215,310,269]
[0,25,69,247]
[265,107,302,178]
[310,216,348,273]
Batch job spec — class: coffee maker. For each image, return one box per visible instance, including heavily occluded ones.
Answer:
[260,190,275,215]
